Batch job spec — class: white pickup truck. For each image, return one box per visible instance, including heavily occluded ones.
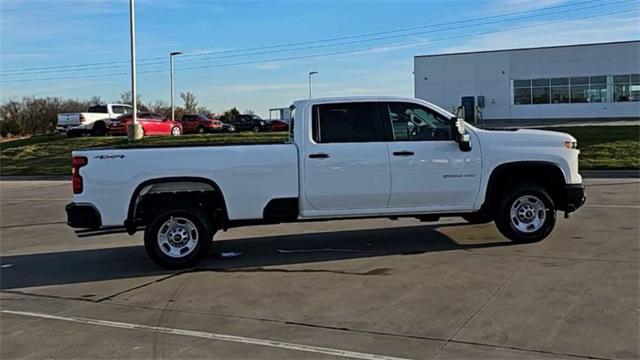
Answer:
[66,96,585,268]
[57,103,133,137]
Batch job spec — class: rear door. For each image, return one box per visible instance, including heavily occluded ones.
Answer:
[383,101,481,208]
[302,102,391,212]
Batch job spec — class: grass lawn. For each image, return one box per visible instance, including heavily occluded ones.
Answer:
[0,132,288,176]
[1,126,638,176]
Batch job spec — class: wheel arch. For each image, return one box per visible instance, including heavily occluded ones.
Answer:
[480,161,567,214]
[126,176,229,232]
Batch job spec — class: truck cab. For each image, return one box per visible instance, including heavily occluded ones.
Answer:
[66,96,585,269]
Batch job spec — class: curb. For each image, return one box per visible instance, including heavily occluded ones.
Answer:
[581,170,639,179]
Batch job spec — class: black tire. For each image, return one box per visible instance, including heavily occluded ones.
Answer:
[197,126,206,134]
[92,122,107,136]
[462,212,493,224]
[144,206,214,269]
[66,130,78,138]
[495,183,556,243]
[252,125,260,133]
[171,126,182,136]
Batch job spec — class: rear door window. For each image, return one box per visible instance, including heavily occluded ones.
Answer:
[312,102,385,143]
[87,105,108,113]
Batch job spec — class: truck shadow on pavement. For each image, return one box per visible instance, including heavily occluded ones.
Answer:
[0,223,516,291]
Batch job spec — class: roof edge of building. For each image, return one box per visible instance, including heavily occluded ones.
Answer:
[414,40,640,59]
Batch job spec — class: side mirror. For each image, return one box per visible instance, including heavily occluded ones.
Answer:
[450,116,471,152]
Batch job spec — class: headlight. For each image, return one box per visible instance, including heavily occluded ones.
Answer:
[260,121,265,126]
[564,141,577,149]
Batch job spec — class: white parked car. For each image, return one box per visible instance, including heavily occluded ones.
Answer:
[57,103,133,137]
[66,96,585,268]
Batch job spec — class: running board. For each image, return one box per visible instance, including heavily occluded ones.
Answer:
[75,226,143,238]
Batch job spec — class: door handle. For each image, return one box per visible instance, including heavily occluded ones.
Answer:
[393,151,415,156]
[308,153,330,159]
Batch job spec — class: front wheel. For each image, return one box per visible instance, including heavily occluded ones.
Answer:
[252,125,260,133]
[171,126,182,136]
[144,207,214,269]
[495,184,556,243]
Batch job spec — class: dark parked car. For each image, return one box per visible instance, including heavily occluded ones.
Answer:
[229,115,270,133]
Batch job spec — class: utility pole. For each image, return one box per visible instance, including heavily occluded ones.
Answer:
[170,51,183,121]
[127,0,143,141]
[308,71,318,99]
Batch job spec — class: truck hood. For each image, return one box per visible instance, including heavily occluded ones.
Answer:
[472,127,577,148]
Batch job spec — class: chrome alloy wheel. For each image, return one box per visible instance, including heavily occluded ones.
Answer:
[509,195,547,233]
[171,126,181,136]
[157,217,199,258]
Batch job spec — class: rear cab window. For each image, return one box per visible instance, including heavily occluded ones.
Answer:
[87,105,108,113]
[311,102,386,143]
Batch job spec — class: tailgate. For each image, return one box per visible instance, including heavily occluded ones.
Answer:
[57,113,81,126]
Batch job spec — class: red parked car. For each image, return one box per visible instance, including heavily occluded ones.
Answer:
[179,114,223,134]
[108,112,182,136]
[267,119,289,132]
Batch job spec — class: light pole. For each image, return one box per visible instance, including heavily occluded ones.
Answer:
[127,0,142,141]
[170,51,183,121]
[308,71,318,99]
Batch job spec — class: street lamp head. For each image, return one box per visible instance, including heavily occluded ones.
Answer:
[309,71,318,76]
[170,51,183,56]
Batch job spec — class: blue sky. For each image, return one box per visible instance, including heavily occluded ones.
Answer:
[1,0,638,117]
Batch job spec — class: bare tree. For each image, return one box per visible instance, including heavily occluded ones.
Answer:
[180,91,198,113]
[119,91,143,109]
[243,109,255,115]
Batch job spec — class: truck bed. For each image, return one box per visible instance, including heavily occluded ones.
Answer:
[73,143,298,226]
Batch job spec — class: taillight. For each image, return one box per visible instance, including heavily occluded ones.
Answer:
[79,114,85,123]
[72,156,88,194]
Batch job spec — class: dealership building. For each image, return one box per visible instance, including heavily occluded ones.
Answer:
[414,41,640,125]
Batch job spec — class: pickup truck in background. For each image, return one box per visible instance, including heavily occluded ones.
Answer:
[57,104,133,137]
[66,96,585,269]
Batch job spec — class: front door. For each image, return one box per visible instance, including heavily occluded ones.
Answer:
[303,102,391,212]
[384,101,481,209]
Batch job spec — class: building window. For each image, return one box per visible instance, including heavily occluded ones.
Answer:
[550,77,569,103]
[589,76,607,103]
[532,78,550,104]
[614,74,640,102]
[514,80,532,105]
[570,77,589,103]
[514,75,638,105]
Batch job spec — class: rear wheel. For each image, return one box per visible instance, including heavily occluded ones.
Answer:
[495,183,556,243]
[252,125,260,133]
[197,126,205,134]
[92,122,107,136]
[144,206,214,269]
[171,126,182,136]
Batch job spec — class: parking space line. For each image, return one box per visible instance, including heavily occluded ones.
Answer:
[1,309,412,360]
[585,204,640,209]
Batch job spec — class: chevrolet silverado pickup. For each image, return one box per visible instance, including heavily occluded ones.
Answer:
[66,96,585,268]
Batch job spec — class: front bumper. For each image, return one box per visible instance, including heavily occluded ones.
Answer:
[66,203,102,229]
[561,184,586,213]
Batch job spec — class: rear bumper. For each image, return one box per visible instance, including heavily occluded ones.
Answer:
[561,184,586,213]
[66,203,102,229]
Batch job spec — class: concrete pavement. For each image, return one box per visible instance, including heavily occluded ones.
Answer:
[1,179,638,359]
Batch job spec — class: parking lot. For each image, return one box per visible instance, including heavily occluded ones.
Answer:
[0,179,638,359]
